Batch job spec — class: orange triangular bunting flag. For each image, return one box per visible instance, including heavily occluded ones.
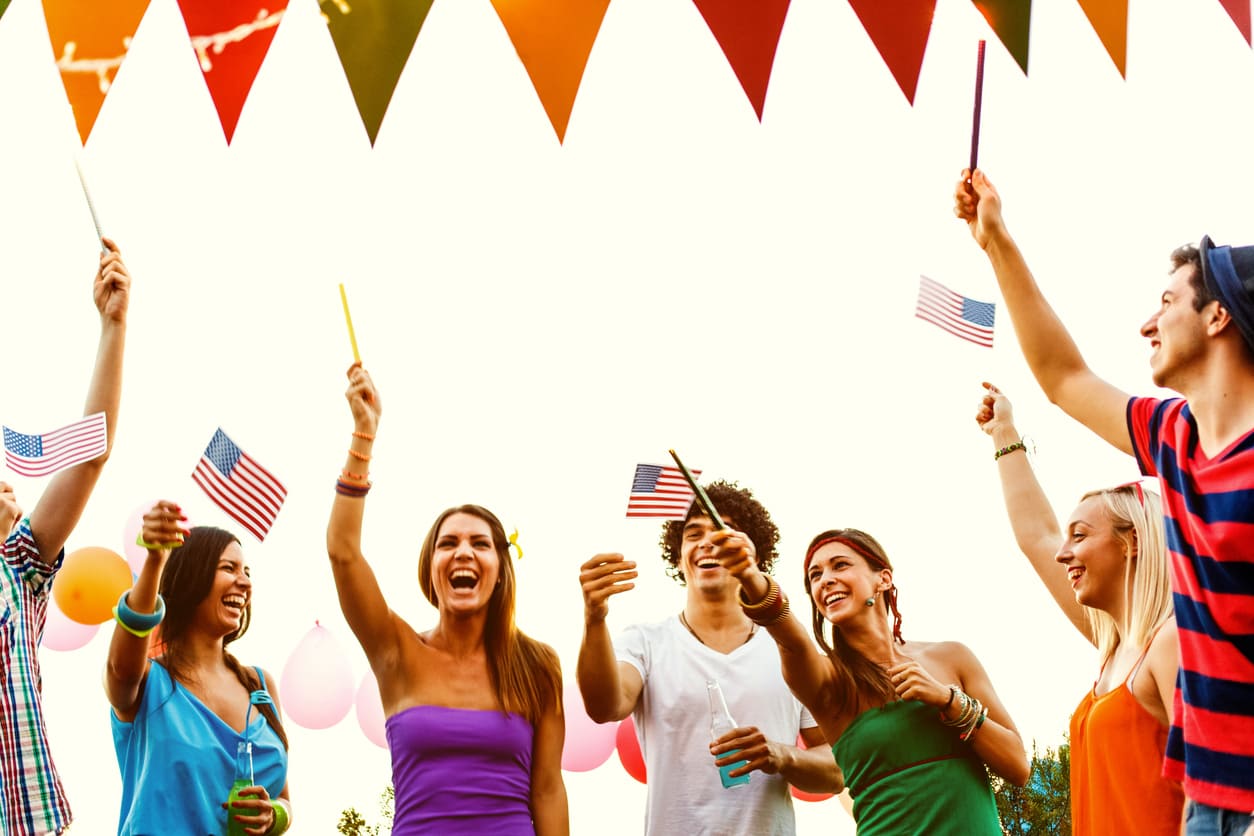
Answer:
[692,0,792,119]
[846,0,937,103]
[43,0,151,144]
[971,0,1030,74]
[491,0,610,143]
[1076,0,1127,76]
[1217,0,1252,44]
[176,0,290,143]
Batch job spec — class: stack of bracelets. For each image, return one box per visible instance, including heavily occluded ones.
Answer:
[336,431,373,498]
[113,591,166,638]
[737,576,791,626]
[940,685,989,743]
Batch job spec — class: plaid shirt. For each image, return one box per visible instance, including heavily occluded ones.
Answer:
[0,519,71,835]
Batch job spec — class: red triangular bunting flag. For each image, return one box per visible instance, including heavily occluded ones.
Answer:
[319,0,434,145]
[692,0,792,120]
[971,0,1031,74]
[43,0,152,143]
[175,0,289,143]
[1217,0,1252,44]
[1076,0,1127,76]
[846,0,937,103]
[491,0,610,143]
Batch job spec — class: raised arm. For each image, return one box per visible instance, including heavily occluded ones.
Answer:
[955,171,1132,454]
[576,553,643,723]
[977,383,1092,642]
[710,530,838,721]
[326,364,400,668]
[30,238,130,562]
[105,500,187,722]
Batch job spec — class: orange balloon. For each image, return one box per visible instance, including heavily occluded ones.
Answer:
[53,546,132,625]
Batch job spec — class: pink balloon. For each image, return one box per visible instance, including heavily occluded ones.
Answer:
[355,670,387,749]
[279,623,354,730]
[42,596,99,651]
[790,733,835,802]
[616,715,646,783]
[560,681,617,772]
[122,499,191,575]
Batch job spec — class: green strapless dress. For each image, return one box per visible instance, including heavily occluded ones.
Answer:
[832,699,1002,835]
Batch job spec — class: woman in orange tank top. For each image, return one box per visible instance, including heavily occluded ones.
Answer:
[977,383,1184,835]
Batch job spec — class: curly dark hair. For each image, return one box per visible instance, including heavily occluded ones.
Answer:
[658,480,779,584]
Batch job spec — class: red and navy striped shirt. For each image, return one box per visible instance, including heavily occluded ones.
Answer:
[1128,397,1254,812]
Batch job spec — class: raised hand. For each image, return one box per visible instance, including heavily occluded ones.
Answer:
[709,528,757,579]
[578,553,637,624]
[345,363,381,435]
[139,500,190,558]
[953,169,1006,251]
[93,237,131,323]
[976,382,1016,436]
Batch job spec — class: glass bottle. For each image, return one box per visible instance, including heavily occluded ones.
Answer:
[707,679,750,788]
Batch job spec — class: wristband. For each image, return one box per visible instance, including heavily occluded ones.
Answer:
[135,532,184,550]
[113,591,165,637]
[269,799,290,834]
[994,441,1026,461]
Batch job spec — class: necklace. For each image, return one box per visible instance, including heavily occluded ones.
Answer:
[679,611,756,648]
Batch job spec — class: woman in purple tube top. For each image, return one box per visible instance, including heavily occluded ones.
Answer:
[327,363,568,836]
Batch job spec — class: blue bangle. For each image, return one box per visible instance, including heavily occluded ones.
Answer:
[115,591,165,632]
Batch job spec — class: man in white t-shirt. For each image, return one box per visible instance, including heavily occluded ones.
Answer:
[578,481,842,835]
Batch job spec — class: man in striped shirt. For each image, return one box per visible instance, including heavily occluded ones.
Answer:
[1,239,131,835]
[955,170,1254,835]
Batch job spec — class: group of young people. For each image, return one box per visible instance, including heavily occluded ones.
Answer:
[1,168,1250,836]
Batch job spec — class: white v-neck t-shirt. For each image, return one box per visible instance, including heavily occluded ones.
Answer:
[615,616,818,836]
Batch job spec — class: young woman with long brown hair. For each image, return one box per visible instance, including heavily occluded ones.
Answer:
[326,363,567,835]
[714,522,1029,834]
[106,504,291,835]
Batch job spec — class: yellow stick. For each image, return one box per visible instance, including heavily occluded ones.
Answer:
[339,283,361,363]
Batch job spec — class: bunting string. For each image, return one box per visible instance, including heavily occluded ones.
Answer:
[191,9,284,72]
[57,39,131,94]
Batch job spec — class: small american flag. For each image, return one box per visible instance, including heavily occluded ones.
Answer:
[2,412,108,477]
[192,428,287,541]
[626,464,701,519]
[915,275,996,348]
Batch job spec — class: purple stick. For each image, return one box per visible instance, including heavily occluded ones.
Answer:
[969,40,986,173]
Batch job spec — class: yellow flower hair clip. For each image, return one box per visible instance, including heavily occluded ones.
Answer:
[508,528,524,561]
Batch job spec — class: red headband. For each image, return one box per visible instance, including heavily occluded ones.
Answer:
[804,535,883,575]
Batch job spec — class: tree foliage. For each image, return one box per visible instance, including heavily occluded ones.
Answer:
[338,785,395,836]
[993,738,1071,835]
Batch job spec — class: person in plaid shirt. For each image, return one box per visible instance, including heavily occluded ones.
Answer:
[0,238,131,835]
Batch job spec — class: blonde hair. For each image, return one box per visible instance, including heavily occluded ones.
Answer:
[1077,485,1173,666]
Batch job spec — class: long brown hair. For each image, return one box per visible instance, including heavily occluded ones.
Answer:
[157,526,288,749]
[804,528,904,711]
[418,505,561,726]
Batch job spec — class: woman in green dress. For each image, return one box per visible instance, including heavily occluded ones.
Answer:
[712,526,1030,834]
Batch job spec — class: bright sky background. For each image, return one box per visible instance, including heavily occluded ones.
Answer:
[1,0,1252,833]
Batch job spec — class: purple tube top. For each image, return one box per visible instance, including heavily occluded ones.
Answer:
[386,704,536,835]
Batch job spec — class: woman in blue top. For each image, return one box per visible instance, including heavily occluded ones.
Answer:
[105,501,292,835]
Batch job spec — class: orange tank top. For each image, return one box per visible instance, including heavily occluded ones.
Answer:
[1069,631,1185,835]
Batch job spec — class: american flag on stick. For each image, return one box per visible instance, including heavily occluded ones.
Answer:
[915,275,996,347]
[192,428,287,541]
[2,412,108,477]
[626,463,700,519]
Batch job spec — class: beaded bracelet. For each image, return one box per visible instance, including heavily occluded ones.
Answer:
[113,591,166,638]
[341,469,368,481]
[994,441,1026,461]
[348,449,372,462]
[352,431,375,441]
